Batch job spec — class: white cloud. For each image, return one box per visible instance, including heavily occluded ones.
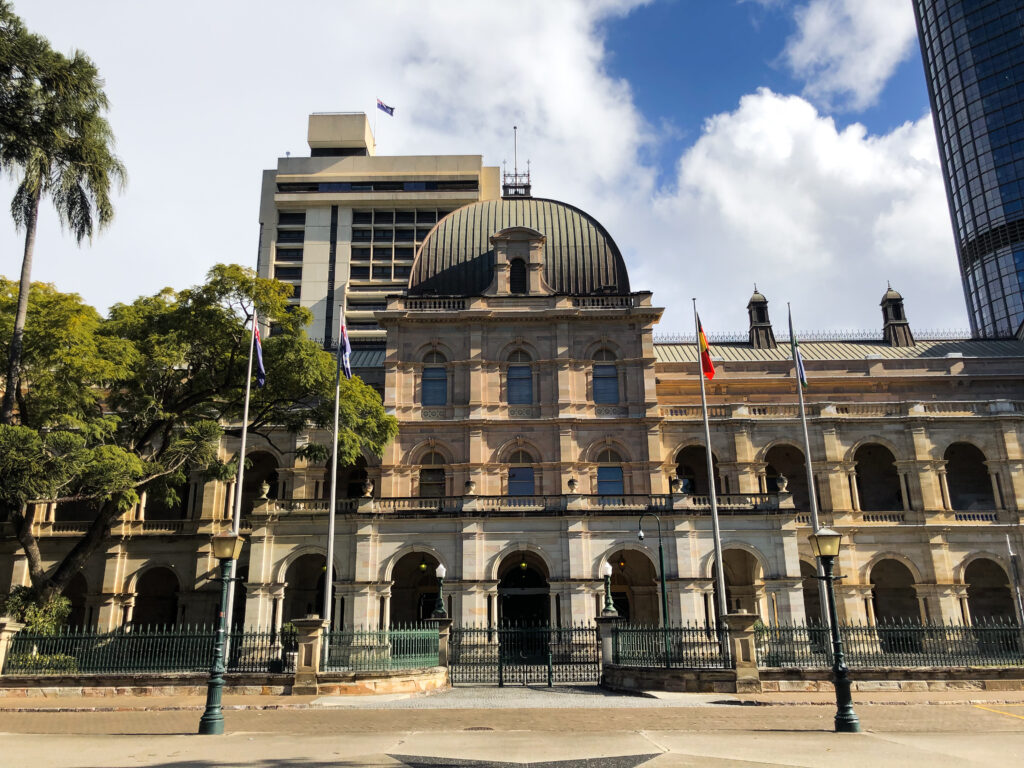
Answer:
[783,0,919,111]
[0,1,964,339]
[629,89,962,333]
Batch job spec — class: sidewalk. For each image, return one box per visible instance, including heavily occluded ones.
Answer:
[1,686,1023,712]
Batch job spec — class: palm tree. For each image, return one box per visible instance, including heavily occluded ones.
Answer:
[0,7,125,424]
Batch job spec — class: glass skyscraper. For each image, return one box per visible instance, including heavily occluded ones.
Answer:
[912,0,1024,337]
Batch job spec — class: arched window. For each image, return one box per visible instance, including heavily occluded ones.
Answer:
[422,351,447,406]
[508,449,535,496]
[418,451,447,498]
[507,349,533,404]
[593,349,619,404]
[509,258,527,294]
[596,447,624,495]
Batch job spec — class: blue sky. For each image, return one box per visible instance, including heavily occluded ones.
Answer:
[0,0,966,334]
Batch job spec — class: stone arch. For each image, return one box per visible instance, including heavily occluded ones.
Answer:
[381,544,448,583]
[242,450,280,513]
[413,340,457,363]
[711,546,767,615]
[488,542,558,582]
[675,444,722,496]
[493,437,544,465]
[389,550,444,624]
[943,442,995,510]
[581,438,632,463]
[762,443,810,509]
[405,440,456,466]
[131,565,181,627]
[860,551,925,585]
[852,442,901,512]
[755,438,805,463]
[496,548,551,625]
[845,435,902,463]
[869,558,920,622]
[282,552,338,622]
[126,561,181,593]
[594,542,660,580]
[274,545,332,584]
[604,547,660,624]
[583,339,623,360]
[497,338,540,362]
[962,556,1015,622]
[703,541,770,581]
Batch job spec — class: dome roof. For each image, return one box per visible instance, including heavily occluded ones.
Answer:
[882,284,903,302]
[407,198,630,296]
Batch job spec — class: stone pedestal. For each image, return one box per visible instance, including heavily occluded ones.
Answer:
[595,615,621,675]
[722,613,761,693]
[291,615,327,695]
[427,617,453,667]
[0,616,25,672]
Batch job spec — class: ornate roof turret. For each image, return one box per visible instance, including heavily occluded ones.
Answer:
[881,283,914,347]
[747,285,776,349]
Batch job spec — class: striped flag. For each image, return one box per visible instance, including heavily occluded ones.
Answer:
[788,307,808,389]
[253,323,266,388]
[338,318,352,380]
[697,315,715,380]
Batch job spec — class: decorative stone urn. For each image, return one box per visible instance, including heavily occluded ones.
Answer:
[669,475,682,494]
[567,476,578,493]
[361,478,374,498]
[775,474,788,493]
[259,480,271,500]
[463,479,477,496]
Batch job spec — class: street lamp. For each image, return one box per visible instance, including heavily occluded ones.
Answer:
[601,562,618,617]
[639,513,672,667]
[198,532,245,735]
[432,563,448,619]
[808,526,861,734]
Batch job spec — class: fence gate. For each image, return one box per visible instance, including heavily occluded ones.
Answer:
[449,625,600,685]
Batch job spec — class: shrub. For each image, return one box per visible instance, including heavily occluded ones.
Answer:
[1,587,71,633]
[4,653,79,674]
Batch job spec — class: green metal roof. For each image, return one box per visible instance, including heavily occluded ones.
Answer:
[350,349,385,367]
[408,197,629,296]
[654,339,1024,363]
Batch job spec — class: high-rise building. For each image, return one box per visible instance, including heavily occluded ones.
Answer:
[257,113,500,359]
[912,0,1024,337]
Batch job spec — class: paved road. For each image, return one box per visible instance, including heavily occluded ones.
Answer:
[2,700,1023,767]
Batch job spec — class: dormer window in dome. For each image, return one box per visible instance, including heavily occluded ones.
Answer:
[485,226,554,297]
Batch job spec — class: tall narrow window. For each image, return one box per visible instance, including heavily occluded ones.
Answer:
[596,448,624,495]
[508,449,536,496]
[419,451,447,498]
[593,349,619,404]
[509,258,527,294]
[422,351,447,406]
[507,350,533,404]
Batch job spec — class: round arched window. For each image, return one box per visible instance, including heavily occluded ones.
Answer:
[595,448,624,495]
[419,451,446,498]
[507,350,533,404]
[508,449,536,496]
[422,351,447,406]
[593,350,618,404]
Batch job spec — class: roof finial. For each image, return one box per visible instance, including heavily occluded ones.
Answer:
[753,283,758,292]
[888,280,892,290]
[502,126,532,198]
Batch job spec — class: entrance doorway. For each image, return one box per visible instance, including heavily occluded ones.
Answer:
[497,551,549,625]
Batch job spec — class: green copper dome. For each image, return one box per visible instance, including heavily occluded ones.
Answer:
[407,197,630,296]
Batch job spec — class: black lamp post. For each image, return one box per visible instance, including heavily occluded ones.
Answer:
[601,562,618,617]
[639,513,672,666]
[432,563,448,619]
[808,526,861,734]
[198,532,245,735]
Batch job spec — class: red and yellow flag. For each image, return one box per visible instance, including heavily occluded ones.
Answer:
[697,316,716,380]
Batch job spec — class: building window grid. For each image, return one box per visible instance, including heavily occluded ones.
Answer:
[349,207,452,285]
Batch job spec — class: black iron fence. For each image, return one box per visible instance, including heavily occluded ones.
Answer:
[2,625,297,676]
[449,624,600,685]
[612,624,731,669]
[756,620,1024,668]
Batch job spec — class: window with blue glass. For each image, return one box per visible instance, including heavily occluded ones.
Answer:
[422,351,447,406]
[596,448,624,495]
[507,450,536,496]
[507,350,532,404]
[593,349,619,404]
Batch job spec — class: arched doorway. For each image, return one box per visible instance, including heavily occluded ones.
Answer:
[498,551,550,625]
[329,456,370,499]
[965,558,1015,623]
[676,446,722,495]
[133,567,180,627]
[606,550,659,624]
[242,451,279,513]
[800,561,824,625]
[391,552,441,624]
[854,444,901,511]
[870,559,919,622]
[63,573,89,628]
[765,445,809,509]
[715,549,762,615]
[945,443,995,510]
[283,554,333,622]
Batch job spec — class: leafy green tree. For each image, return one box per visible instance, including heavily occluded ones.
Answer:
[0,266,397,603]
[0,1,126,424]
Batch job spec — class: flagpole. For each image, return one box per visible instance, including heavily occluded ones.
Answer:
[694,299,728,623]
[1007,534,1024,626]
[789,304,830,627]
[223,310,258,637]
[322,319,344,653]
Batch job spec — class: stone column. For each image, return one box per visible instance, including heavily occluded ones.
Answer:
[937,465,952,511]
[291,615,327,695]
[594,615,621,680]
[427,617,453,667]
[0,617,25,672]
[722,613,761,693]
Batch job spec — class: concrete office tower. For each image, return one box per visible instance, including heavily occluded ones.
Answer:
[257,113,500,355]
[912,1,1024,337]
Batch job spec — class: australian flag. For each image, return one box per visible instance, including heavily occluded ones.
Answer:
[253,323,266,388]
[376,98,395,117]
[338,318,352,380]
